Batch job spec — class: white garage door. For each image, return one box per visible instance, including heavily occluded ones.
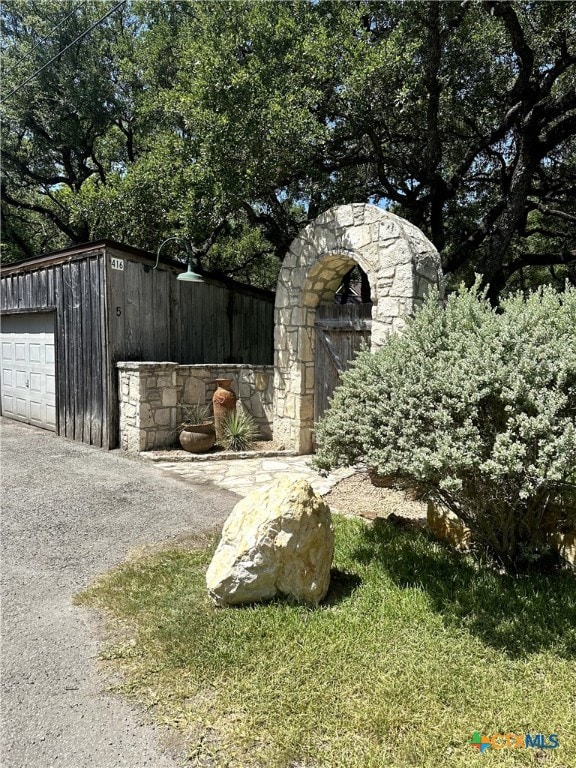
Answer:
[1,313,57,431]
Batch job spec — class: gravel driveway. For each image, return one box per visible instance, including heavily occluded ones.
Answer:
[0,418,237,768]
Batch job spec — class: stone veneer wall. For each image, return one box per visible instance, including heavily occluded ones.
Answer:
[273,203,443,453]
[118,362,274,452]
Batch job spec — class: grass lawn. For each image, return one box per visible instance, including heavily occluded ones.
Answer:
[76,516,576,768]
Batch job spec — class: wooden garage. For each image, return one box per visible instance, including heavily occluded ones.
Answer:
[0,240,274,448]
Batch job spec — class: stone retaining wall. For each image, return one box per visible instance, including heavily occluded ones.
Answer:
[118,362,274,452]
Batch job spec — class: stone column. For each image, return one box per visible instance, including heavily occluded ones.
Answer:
[117,362,178,451]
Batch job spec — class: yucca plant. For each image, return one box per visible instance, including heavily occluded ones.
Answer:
[179,402,212,428]
[219,409,259,451]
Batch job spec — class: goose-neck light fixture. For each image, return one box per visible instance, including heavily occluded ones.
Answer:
[153,236,205,283]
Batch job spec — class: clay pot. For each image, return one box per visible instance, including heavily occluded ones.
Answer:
[212,378,237,441]
[178,422,216,453]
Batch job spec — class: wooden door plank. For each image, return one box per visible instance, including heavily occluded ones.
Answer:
[314,302,372,424]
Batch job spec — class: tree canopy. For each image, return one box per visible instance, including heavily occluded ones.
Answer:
[2,0,575,295]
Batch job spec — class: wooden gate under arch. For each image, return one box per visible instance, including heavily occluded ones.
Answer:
[314,302,372,424]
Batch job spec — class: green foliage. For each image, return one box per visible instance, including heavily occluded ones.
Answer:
[2,1,575,293]
[315,282,576,572]
[179,402,212,428]
[219,409,259,451]
[1,0,142,256]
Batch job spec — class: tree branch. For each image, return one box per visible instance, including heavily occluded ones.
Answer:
[443,200,507,273]
[536,203,576,224]
[540,47,576,100]
[511,250,576,270]
[187,218,230,268]
[1,185,80,242]
[539,108,576,152]
[484,1,534,100]
[524,226,564,239]
[2,150,70,187]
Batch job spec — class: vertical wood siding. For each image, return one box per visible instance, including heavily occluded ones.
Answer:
[2,245,274,450]
[106,252,274,368]
[314,303,372,423]
[169,276,274,365]
[105,252,274,447]
[0,253,109,447]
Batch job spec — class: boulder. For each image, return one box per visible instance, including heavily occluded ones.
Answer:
[427,501,471,551]
[206,477,334,606]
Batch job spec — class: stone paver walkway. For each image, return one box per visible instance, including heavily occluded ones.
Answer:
[141,452,354,497]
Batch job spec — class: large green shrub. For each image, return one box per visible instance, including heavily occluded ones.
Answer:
[315,282,576,572]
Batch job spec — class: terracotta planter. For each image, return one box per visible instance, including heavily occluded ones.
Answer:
[178,422,216,453]
[212,378,237,441]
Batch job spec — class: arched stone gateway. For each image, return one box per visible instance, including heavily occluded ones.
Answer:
[273,203,443,454]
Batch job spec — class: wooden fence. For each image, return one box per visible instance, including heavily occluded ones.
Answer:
[1,241,274,447]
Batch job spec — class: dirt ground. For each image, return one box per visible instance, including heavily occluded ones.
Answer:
[323,469,428,521]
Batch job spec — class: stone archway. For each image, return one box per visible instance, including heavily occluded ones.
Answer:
[273,203,443,453]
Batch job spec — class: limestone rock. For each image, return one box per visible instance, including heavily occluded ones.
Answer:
[206,477,334,606]
[550,529,576,569]
[427,501,471,551]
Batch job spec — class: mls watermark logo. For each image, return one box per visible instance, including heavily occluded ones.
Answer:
[469,731,559,753]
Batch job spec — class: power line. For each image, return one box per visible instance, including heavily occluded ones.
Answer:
[1,0,126,104]
[2,3,86,80]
